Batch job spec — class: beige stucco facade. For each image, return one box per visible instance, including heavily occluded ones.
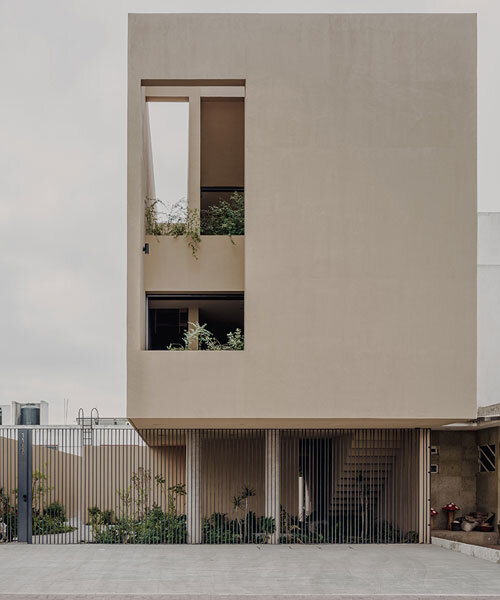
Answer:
[128,14,476,428]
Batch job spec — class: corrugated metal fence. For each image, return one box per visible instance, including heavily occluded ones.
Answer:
[0,427,430,544]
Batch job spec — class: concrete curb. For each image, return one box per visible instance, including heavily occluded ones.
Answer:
[432,535,500,564]
[2,597,500,600]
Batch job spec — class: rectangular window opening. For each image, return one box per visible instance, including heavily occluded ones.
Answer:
[147,294,244,351]
[146,100,189,232]
[200,97,244,235]
[478,444,496,472]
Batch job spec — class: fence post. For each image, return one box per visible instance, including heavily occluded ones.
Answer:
[17,429,32,543]
[265,429,280,544]
[186,430,201,543]
[418,428,431,543]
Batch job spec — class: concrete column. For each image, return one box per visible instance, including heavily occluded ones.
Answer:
[186,430,201,543]
[265,429,280,544]
[187,306,199,349]
[418,428,431,543]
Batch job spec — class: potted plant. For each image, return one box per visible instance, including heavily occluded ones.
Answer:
[430,507,439,530]
[442,502,460,530]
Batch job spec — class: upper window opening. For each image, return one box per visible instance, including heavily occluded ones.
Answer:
[200,98,244,236]
[143,86,245,247]
[147,101,189,223]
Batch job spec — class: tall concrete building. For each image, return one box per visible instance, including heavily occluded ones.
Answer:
[127,14,476,544]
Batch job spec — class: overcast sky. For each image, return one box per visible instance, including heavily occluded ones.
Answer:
[0,0,498,424]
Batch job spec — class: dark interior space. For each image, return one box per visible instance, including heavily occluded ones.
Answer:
[148,305,188,350]
[198,298,244,343]
[147,295,244,350]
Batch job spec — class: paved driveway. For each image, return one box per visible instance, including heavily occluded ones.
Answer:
[1,543,500,598]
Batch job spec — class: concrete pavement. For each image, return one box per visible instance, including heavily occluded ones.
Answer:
[1,544,500,598]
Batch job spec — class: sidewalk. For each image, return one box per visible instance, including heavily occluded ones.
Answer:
[1,543,500,599]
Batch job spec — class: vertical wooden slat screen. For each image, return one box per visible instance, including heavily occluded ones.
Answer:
[0,427,429,544]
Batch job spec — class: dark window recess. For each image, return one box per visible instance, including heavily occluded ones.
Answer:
[0,407,2,425]
[148,308,188,350]
[479,444,496,472]
[198,300,244,343]
[146,294,244,350]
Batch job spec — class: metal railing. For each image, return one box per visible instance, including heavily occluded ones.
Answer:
[0,427,430,544]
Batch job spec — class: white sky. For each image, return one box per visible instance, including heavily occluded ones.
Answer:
[148,102,189,217]
[0,1,498,424]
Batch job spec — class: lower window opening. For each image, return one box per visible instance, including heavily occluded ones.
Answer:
[147,294,244,351]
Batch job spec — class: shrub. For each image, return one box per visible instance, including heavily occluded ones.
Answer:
[88,506,113,525]
[202,511,275,544]
[203,513,240,544]
[43,502,66,520]
[33,513,75,535]
[201,192,244,237]
[0,487,17,541]
[94,510,186,544]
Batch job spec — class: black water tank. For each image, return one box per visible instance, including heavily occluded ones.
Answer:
[19,404,40,425]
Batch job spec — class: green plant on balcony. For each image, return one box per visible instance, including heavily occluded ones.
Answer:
[200,191,244,239]
[167,322,244,351]
[145,197,201,258]
[144,191,244,258]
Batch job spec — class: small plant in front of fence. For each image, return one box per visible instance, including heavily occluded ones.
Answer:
[32,469,52,516]
[32,501,76,535]
[202,511,275,544]
[0,487,17,542]
[30,469,76,536]
[88,506,114,525]
[91,468,187,544]
[32,513,75,535]
[232,485,256,539]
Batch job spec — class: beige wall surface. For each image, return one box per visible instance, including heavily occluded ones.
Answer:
[144,235,244,292]
[128,14,477,425]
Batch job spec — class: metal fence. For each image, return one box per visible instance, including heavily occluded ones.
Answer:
[0,427,430,544]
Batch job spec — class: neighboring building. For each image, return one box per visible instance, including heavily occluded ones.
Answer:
[478,213,500,408]
[429,214,500,537]
[127,14,477,543]
[0,401,48,426]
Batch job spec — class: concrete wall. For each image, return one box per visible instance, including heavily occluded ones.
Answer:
[201,434,265,518]
[476,428,499,518]
[430,431,477,530]
[144,235,244,292]
[128,14,477,427]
